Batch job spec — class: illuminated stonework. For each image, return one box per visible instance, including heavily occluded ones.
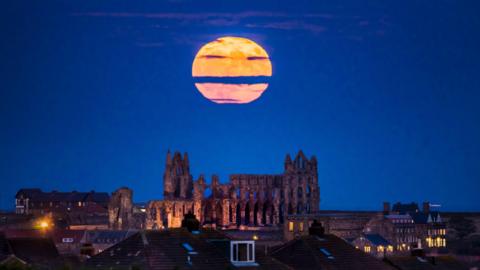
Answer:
[144,150,320,229]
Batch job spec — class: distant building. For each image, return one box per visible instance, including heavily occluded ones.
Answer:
[351,233,394,258]
[363,202,447,254]
[15,188,109,216]
[15,188,110,229]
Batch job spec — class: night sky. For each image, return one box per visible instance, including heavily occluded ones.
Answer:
[1,1,480,211]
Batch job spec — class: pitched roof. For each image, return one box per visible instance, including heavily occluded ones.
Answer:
[392,203,419,214]
[385,256,469,270]
[7,237,60,265]
[0,233,12,258]
[85,229,233,270]
[0,229,44,239]
[364,234,391,246]
[410,212,443,224]
[270,234,395,270]
[85,230,137,244]
[51,229,86,243]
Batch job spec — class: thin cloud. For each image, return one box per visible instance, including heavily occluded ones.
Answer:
[71,11,291,20]
[246,21,326,34]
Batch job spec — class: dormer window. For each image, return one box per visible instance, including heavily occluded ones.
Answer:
[230,240,257,267]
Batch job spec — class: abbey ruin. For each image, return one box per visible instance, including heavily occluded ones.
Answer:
[142,150,320,229]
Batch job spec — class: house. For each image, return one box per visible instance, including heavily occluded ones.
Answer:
[268,221,395,270]
[352,233,394,258]
[364,202,447,254]
[15,188,109,216]
[85,229,234,269]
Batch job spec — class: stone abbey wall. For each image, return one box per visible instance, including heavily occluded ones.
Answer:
[144,150,320,229]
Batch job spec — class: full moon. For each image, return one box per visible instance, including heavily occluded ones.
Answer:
[192,36,272,104]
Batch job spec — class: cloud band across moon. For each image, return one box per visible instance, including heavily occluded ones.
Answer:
[192,36,272,104]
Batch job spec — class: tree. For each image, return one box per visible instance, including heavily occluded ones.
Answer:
[181,212,200,232]
[449,215,476,239]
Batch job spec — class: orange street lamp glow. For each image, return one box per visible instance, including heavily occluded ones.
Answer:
[40,221,49,229]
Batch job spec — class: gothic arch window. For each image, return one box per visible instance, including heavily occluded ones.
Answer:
[279,203,285,224]
[236,204,241,226]
[245,203,251,225]
[215,203,223,225]
[297,203,303,214]
[297,187,303,199]
[262,202,269,224]
[307,186,311,197]
[254,202,259,225]
[270,206,275,224]
[306,203,311,214]
[150,207,157,220]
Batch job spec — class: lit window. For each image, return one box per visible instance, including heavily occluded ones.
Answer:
[364,246,371,253]
[387,245,394,252]
[377,246,384,253]
[62,238,74,243]
[299,222,304,232]
[288,222,294,232]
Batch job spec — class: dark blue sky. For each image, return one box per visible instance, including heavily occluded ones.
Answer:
[1,1,479,211]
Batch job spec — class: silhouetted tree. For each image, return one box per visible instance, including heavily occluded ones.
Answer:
[181,211,200,232]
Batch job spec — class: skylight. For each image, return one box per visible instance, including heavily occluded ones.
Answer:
[320,248,335,260]
[182,243,198,255]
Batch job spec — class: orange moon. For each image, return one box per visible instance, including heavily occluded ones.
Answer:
[192,36,272,104]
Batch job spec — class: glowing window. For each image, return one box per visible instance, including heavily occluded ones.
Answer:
[288,222,294,232]
[364,246,371,253]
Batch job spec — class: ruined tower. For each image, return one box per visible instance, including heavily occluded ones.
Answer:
[108,187,134,230]
[283,150,320,214]
[163,151,193,199]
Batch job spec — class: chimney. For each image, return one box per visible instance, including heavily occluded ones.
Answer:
[383,202,391,214]
[308,220,325,237]
[423,202,430,213]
